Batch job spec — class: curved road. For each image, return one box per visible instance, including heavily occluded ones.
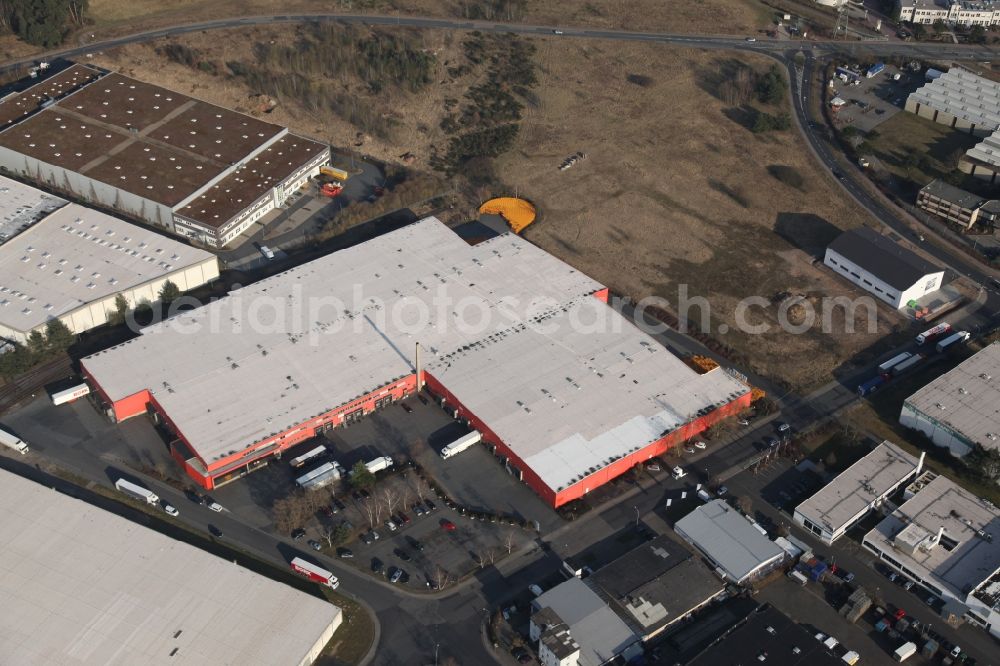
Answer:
[4,13,1000,666]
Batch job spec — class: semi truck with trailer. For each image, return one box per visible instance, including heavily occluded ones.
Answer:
[296,461,344,491]
[857,376,885,396]
[878,352,913,375]
[348,456,393,477]
[916,322,951,345]
[889,354,923,376]
[290,557,339,589]
[114,478,159,505]
[50,382,90,406]
[289,444,327,469]
[441,431,483,459]
[936,331,970,353]
[893,641,917,662]
[0,427,29,454]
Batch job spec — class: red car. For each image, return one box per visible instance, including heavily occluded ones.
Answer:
[440,519,456,532]
[893,609,906,621]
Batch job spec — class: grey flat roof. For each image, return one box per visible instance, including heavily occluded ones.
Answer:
[966,130,1000,168]
[921,179,987,210]
[534,577,637,666]
[0,191,216,335]
[907,68,1000,131]
[675,500,785,582]
[827,227,942,290]
[0,175,65,243]
[795,441,921,533]
[0,469,340,665]
[589,535,692,600]
[863,473,1000,599]
[904,342,1000,451]
[82,218,748,492]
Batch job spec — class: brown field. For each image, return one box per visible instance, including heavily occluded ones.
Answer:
[84,0,771,37]
[87,27,888,391]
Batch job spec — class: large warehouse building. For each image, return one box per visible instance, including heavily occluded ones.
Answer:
[0,174,219,343]
[900,342,1000,457]
[905,67,1000,137]
[0,63,330,247]
[81,217,751,506]
[0,469,341,664]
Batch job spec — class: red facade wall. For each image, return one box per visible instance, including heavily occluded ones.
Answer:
[592,287,610,303]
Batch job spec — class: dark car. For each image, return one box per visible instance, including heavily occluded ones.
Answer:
[371,557,385,574]
[208,524,223,538]
[332,498,347,512]
[401,402,413,413]
[361,531,376,545]
[424,499,437,512]
[338,548,354,559]
[397,512,411,525]
[394,548,412,562]
[320,505,334,518]
[413,502,426,516]
[406,535,425,551]
[775,421,791,433]
[291,528,307,541]
[512,647,533,663]
[764,436,779,448]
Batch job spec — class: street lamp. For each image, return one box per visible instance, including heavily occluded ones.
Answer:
[434,643,440,666]
[634,505,640,528]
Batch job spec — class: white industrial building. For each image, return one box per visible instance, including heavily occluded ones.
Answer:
[674,500,786,584]
[794,441,923,544]
[899,0,1000,26]
[0,176,64,243]
[862,471,1000,638]
[0,468,342,664]
[0,64,330,248]
[961,129,1000,182]
[824,227,944,309]
[900,342,1000,456]
[0,175,219,343]
[530,577,642,666]
[905,68,1000,136]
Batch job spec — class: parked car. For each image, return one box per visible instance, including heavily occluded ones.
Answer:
[671,466,687,479]
[738,417,752,426]
[716,485,728,496]
[338,548,354,559]
[163,503,179,517]
[903,580,914,591]
[291,528,306,541]
[765,436,779,448]
[400,402,413,413]
[397,512,411,525]
[440,519,456,531]
[361,530,380,544]
[208,524,223,538]
[683,446,696,454]
[512,647,533,663]
[320,505,334,518]
[406,535,425,551]
[413,502,426,516]
[745,37,756,42]
[645,462,661,471]
[371,557,385,575]
[308,540,322,552]
[424,499,437,512]
[888,572,899,583]
[839,570,855,583]
[389,567,404,584]
[205,497,224,512]
[950,646,962,658]
[333,498,346,512]
[528,584,544,596]
[384,519,398,532]
[395,548,412,562]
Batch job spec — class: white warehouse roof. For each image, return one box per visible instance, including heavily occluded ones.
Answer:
[907,68,1000,132]
[903,342,1000,452]
[0,469,341,665]
[965,129,1000,168]
[675,500,785,582]
[0,190,218,340]
[0,175,66,243]
[82,217,749,494]
[795,441,921,535]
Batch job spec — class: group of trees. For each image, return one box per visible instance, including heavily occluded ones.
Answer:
[107,280,181,327]
[0,0,87,47]
[0,318,73,379]
[967,445,1000,483]
[752,110,791,134]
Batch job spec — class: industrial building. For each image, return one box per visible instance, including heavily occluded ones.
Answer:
[80,217,751,506]
[793,441,923,545]
[862,471,1000,638]
[586,535,724,640]
[0,468,341,664]
[0,64,330,247]
[824,227,944,309]
[899,0,1000,26]
[530,577,642,666]
[960,129,1000,182]
[905,68,1000,136]
[0,175,218,343]
[900,342,1000,456]
[917,179,1000,230]
[0,174,64,243]
[674,500,786,584]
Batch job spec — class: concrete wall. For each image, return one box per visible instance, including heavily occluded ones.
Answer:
[899,402,974,456]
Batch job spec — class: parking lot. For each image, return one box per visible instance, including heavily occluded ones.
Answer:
[831,64,922,134]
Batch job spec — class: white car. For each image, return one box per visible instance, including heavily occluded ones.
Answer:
[745,37,756,42]
[553,29,564,35]
[949,646,961,658]
[207,501,223,513]
[259,245,275,260]
[163,503,179,517]
[694,441,707,450]
[684,446,696,454]
[672,466,687,480]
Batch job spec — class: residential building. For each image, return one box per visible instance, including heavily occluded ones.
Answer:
[0,468,341,664]
[899,0,1000,26]
[530,577,642,666]
[862,471,1000,638]
[0,175,218,343]
[917,179,1000,230]
[80,217,750,505]
[824,227,944,309]
[905,68,1000,136]
[0,64,329,247]
[794,441,923,544]
[674,500,786,584]
[900,342,1000,456]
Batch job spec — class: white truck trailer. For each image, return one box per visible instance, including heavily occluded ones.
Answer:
[0,426,29,454]
[50,382,90,406]
[365,456,393,474]
[289,444,327,469]
[296,461,344,491]
[114,478,159,505]
[441,431,482,459]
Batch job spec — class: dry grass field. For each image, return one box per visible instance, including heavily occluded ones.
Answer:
[87,27,889,391]
[84,0,771,36]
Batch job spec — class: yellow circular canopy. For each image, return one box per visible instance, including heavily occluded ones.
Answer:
[478,197,536,234]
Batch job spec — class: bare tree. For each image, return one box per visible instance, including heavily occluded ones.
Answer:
[433,566,454,590]
[272,494,311,534]
[503,530,517,555]
[360,497,380,529]
[378,485,401,515]
[410,474,430,501]
[736,495,753,515]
